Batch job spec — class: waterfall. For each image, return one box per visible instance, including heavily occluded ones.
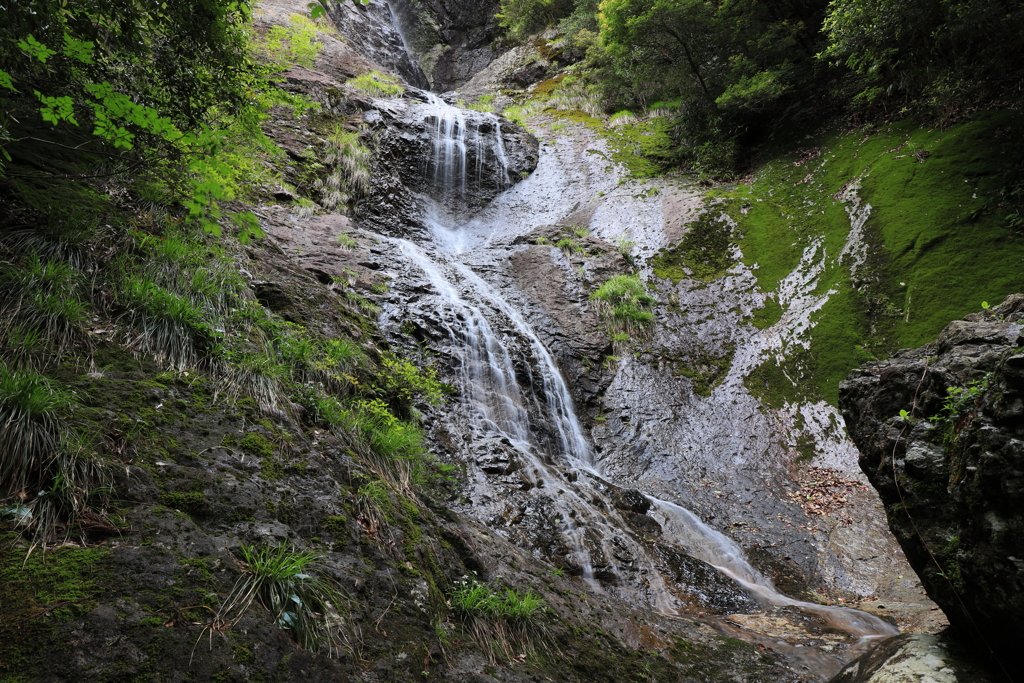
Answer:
[392,91,896,678]
[421,94,509,202]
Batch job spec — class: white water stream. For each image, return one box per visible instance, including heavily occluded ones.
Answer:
[397,90,896,680]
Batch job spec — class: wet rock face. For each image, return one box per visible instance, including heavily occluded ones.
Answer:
[839,294,1024,662]
[326,0,429,88]
[390,0,501,91]
[828,634,999,683]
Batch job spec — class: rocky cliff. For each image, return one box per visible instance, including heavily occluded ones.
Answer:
[840,294,1024,676]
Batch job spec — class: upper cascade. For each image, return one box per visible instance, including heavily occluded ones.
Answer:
[422,93,510,203]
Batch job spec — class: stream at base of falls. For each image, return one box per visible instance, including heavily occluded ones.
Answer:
[379,92,897,680]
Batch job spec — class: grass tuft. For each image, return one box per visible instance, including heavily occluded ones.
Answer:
[589,274,656,349]
[449,577,547,662]
[214,544,348,656]
[0,364,108,549]
[346,70,404,98]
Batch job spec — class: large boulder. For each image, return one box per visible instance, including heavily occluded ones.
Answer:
[839,294,1024,672]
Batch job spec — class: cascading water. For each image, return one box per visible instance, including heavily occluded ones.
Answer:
[393,84,897,680]
[420,94,510,204]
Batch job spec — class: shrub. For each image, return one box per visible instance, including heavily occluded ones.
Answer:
[496,0,575,40]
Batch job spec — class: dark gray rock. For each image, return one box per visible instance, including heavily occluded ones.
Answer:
[390,0,502,91]
[839,294,1024,674]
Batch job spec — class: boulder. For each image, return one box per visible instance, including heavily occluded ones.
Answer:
[839,294,1024,674]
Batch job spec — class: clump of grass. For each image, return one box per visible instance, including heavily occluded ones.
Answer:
[0,254,90,366]
[467,94,496,113]
[555,237,580,255]
[449,577,547,662]
[0,365,108,549]
[314,127,372,213]
[608,110,638,127]
[647,98,683,119]
[346,70,404,98]
[614,232,636,258]
[589,275,656,348]
[0,367,73,502]
[570,225,589,238]
[119,274,214,371]
[295,196,318,218]
[214,544,348,656]
[336,232,357,250]
[217,352,289,415]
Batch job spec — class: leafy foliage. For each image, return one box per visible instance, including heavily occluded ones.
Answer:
[821,0,1024,108]
[0,1,322,240]
[497,0,576,40]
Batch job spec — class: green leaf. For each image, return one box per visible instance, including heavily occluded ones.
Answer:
[35,92,79,126]
[0,69,17,92]
[18,35,57,63]
[899,409,910,420]
[63,34,95,64]
[230,211,265,244]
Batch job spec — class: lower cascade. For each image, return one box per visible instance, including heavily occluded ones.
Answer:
[384,118,899,674]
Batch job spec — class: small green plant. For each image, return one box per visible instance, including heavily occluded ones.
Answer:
[555,237,580,255]
[259,14,323,69]
[449,577,546,662]
[346,70,404,98]
[570,225,589,238]
[336,232,358,250]
[613,232,636,258]
[377,352,446,408]
[214,544,347,655]
[930,373,992,443]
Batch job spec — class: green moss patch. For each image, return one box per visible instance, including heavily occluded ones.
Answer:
[748,295,783,329]
[0,540,110,679]
[717,109,1024,404]
[674,346,736,397]
[239,433,275,458]
[653,211,736,283]
[602,117,677,178]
